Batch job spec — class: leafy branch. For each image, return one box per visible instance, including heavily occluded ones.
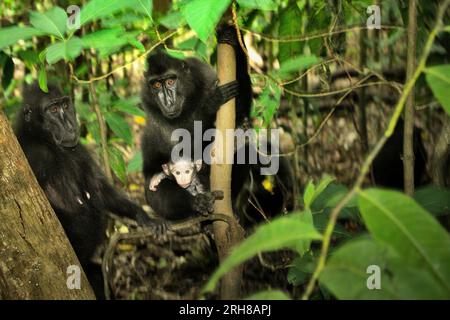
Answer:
[301,0,450,300]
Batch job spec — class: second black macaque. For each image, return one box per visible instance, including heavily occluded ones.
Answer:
[15,82,167,299]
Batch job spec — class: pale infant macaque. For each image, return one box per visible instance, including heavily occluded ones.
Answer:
[149,159,205,196]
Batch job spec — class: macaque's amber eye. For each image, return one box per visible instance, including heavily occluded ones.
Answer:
[185,170,190,174]
[152,81,162,89]
[166,78,175,86]
[176,171,180,175]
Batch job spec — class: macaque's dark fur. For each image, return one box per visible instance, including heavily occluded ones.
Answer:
[372,119,428,189]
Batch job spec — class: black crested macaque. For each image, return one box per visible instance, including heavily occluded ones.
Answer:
[141,24,293,222]
[372,119,428,189]
[15,82,167,298]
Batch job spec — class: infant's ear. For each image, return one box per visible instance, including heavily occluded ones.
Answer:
[194,159,202,172]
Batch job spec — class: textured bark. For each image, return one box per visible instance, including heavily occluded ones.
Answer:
[0,110,95,300]
[211,42,244,300]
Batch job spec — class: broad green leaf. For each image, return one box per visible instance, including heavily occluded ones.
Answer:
[0,26,44,49]
[203,213,322,292]
[245,290,291,300]
[278,4,303,64]
[287,254,316,286]
[181,0,232,43]
[159,12,186,29]
[38,67,48,93]
[127,151,143,173]
[30,7,67,39]
[135,0,153,21]
[81,28,127,50]
[414,186,450,217]
[359,189,450,294]
[128,37,145,52]
[303,177,335,209]
[46,37,83,64]
[237,0,277,11]
[320,238,400,299]
[278,55,319,78]
[425,65,450,116]
[312,210,353,239]
[321,237,450,299]
[104,112,133,145]
[114,100,146,117]
[303,181,315,209]
[80,0,137,26]
[108,146,127,183]
[295,209,314,255]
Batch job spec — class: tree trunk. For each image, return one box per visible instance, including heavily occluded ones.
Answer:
[211,41,244,300]
[0,110,95,300]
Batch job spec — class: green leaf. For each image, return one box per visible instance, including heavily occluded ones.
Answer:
[359,189,450,294]
[38,67,48,93]
[46,37,83,64]
[303,181,315,209]
[321,236,450,299]
[287,254,316,286]
[181,0,232,43]
[244,290,291,300]
[135,0,153,21]
[237,0,277,11]
[303,176,334,209]
[159,12,186,29]
[108,146,127,183]
[320,238,400,299]
[30,7,67,39]
[278,55,319,78]
[252,79,281,126]
[278,4,303,64]
[127,151,143,173]
[203,213,322,292]
[0,26,44,49]
[80,0,137,26]
[114,99,146,117]
[81,28,127,50]
[425,65,450,116]
[414,186,450,217]
[127,37,145,52]
[104,112,133,145]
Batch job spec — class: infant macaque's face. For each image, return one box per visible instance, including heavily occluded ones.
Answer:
[162,159,202,189]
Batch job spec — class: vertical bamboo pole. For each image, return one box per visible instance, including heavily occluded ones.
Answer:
[211,41,244,300]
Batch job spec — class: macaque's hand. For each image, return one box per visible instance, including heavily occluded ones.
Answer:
[192,190,224,216]
[149,173,165,191]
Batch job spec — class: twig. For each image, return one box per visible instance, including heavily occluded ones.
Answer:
[241,25,403,43]
[71,31,178,84]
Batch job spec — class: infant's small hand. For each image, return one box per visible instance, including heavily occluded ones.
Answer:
[149,173,164,191]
